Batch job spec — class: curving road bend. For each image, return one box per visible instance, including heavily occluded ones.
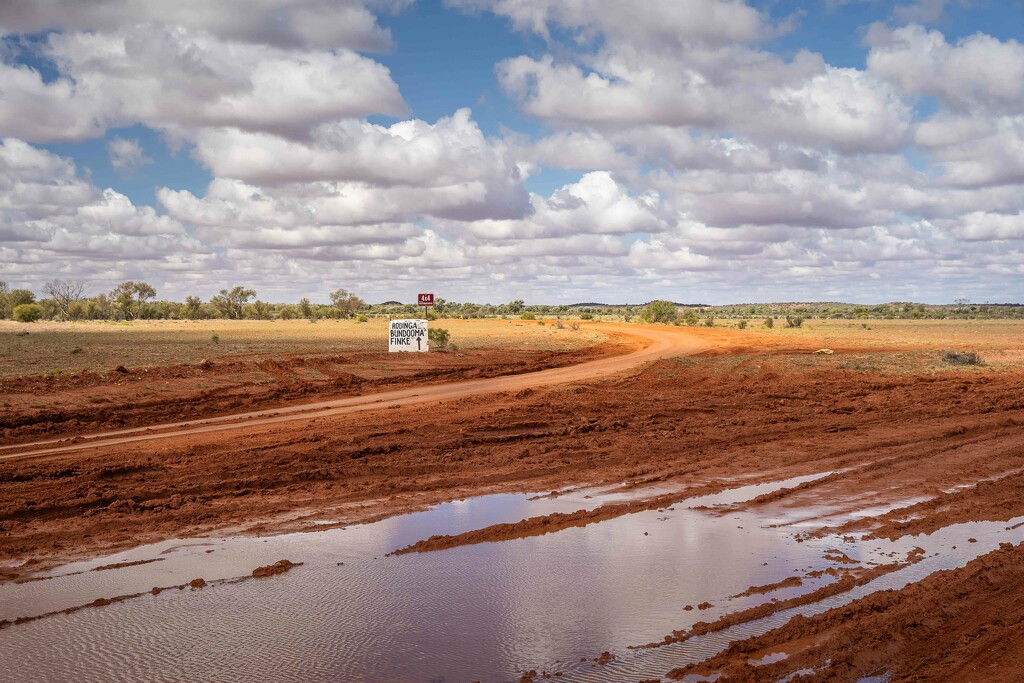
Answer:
[0,324,710,461]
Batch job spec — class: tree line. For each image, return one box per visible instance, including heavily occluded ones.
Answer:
[0,281,368,322]
[0,283,586,322]
[1,280,1021,322]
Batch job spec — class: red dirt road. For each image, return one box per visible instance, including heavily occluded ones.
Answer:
[0,324,716,461]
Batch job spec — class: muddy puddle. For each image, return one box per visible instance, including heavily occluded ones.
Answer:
[2,473,1021,682]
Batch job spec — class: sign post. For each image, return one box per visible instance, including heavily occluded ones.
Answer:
[417,292,434,319]
[389,319,428,353]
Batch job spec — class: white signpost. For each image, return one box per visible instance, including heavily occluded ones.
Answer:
[389,319,428,353]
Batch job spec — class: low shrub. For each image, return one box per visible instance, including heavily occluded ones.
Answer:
[639,300,678,324]
[579,313,594,320]
[785,315,804,328]
[520,312,536,320]
[737,320,748,329]
[428,327,450,349]
[942,350,981,366]
[764,317,774,329]
[12,303,43,323]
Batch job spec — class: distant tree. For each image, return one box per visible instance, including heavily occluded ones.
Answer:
[210,286,256,319]
[43,279,86,319]
[0,282,34,320]
[329,288,365,318]
[111,283,134,319]
[298,297,314,320]
[110,281,156,320]
[8,289,36,311]
[81,293,111,320]
[135,282,156,315]
[507,299,525,314]
[68,300,89,320]
[13,303,44,323]
[183,296,203,320]
[639,300,678,324]
[249,300,272,320]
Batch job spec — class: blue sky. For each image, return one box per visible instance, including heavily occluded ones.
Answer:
[1,0,1023,304]
[36,0,1024,206]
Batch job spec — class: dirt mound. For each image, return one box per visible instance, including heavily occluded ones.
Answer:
[388,494,686,556]
[251,560,302,578]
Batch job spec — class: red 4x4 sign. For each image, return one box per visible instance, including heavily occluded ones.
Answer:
[417,293,434,306]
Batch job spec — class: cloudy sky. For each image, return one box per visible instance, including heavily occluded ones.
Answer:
[1,0,1022,304]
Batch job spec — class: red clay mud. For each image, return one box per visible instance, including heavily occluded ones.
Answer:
[251,559,302,578]
[731,576,804,598]
[0,343,627,445]
[92,558,164,572]
[388,491,700,555]
[665,542,1024,682]
[642,562,910,651]
[819,468,1024,542]
[1,327,1023,583]
[1,322,1024,678]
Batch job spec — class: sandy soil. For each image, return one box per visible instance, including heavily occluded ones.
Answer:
[2,319,1024,680]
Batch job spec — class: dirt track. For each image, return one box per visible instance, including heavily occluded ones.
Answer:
[3,322,1024,680]
[1,324,714,460]
[0,331,627,450]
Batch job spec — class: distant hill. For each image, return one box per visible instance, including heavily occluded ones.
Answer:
[568,301,708,307]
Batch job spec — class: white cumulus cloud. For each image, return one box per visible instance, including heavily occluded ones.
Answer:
[107,137,153,176]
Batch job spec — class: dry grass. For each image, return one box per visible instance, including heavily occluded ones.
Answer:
[678,318,1024,375]
[666,349,1023,378]
[5,317,1022,380]
[718,318,1024,348]
[0,318,607,378]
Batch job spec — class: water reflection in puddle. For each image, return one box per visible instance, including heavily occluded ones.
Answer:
[748,651,788,666]
[0,472,1018,683]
